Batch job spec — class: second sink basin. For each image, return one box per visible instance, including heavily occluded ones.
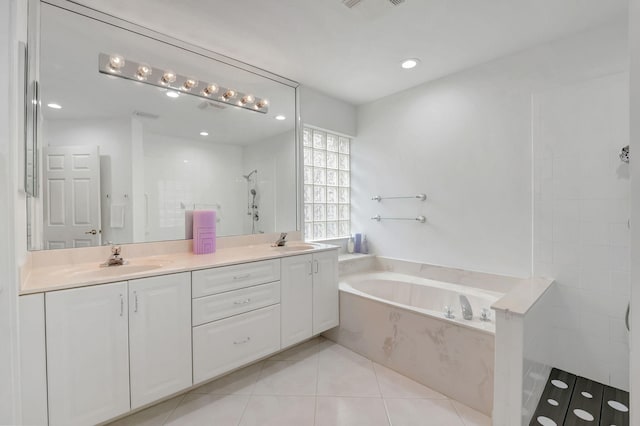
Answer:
[273,243,316,252]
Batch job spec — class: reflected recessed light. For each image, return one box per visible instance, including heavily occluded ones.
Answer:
[166,91,179,98]
[401,58,420,69]
[275,115,286,121]
[199,131,209,136]
[183,160,189,164]
[47,103,62,109]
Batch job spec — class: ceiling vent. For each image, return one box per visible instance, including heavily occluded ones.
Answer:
[198,101,227,111]
[388,0,405,5]
[132,111,159,119]
[342,0,363,8]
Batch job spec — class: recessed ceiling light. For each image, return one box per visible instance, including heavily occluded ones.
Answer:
[199,131,209,136]
[47,103,62,109]
[275,115,286,121]
[166,91,179,98]
[401,58,420,69]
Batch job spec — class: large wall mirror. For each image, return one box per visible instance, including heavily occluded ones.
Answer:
[26,0,299,250]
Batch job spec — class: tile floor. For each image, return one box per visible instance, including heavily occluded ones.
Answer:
[108,337,491,426]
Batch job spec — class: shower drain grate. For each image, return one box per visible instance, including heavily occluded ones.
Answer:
[530,368,629,426]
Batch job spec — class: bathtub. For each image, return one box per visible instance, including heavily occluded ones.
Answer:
[324,270,503,416]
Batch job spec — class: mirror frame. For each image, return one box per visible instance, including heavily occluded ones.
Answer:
[26,0,303,249]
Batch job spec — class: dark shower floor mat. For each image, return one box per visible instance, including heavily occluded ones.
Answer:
[529,368,629,426]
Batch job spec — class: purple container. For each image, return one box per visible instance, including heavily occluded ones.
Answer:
[354,233,362,253]
[193,210,216,254]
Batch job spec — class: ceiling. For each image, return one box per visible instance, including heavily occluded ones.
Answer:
[70,0,628,105]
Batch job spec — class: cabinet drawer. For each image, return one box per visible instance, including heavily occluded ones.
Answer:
[192,281,281,326]
[193,304,280,384]
[192,259,280,298]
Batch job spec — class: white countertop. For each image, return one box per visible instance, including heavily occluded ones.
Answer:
[20,242,338,295]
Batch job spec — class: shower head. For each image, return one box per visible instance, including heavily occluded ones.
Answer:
[250,189,256,196]
[243,169,258,180]
[620,145,630,163]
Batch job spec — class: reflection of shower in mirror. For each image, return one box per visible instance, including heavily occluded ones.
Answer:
[244,170,260,233]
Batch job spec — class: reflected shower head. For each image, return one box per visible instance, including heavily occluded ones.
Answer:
[250,189,256,196]
[243,169,258,180]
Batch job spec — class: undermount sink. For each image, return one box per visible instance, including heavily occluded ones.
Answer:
[273,244,316,252]
[69,263,165,280]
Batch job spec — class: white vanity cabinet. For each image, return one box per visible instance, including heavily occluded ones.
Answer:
[129,272,192,409]
[46,281,130,426]
[281,249,339,348]
[192,259,282,384]
[45,273,193,426]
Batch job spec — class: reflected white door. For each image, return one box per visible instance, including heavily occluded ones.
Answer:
[43,145,101,249]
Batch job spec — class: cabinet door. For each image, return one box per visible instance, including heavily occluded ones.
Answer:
[313,250,339,334]
[46,282,130,426]
[129,273,192,409]
[280,254,313,348]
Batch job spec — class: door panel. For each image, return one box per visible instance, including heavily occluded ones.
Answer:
[281,254,313,348]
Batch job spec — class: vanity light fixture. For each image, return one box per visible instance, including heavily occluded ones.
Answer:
[47,103,62,109]
[275,115,286,120]
[401,58,420,69]
[98,53,269,114]
[199,131,209,136]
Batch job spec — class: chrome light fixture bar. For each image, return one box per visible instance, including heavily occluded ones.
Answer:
[98,53,269,114]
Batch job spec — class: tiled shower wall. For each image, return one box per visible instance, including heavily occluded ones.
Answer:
[533,72,630,390]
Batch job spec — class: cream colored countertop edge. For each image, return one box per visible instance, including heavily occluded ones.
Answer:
[20,242,338,295]
[491,277,554,316]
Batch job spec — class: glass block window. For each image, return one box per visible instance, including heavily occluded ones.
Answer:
[303,127,350,241]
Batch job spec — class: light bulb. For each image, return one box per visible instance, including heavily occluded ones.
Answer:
[203,84,218,96]
[240,94,254,105]
[161,71,176,85]
[136,64,152,80]
[108,55,125,72]
[182,79,198,91]
[255,99,269,109]
[222,89,236,100]
[199,131,209,136]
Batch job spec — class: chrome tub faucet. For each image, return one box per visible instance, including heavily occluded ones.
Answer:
[459,295,473,320]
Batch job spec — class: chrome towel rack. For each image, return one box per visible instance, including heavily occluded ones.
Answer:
[371,193,427,202]
[371,214,426,223]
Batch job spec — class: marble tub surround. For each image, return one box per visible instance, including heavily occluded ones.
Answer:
[373,256,524,294]
[107,337,491,426]
[324,290,495,416]
[337,253,376,276]
[20,232,341,295]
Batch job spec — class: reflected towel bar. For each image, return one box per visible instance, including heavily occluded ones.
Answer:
[371,214,426,223]
[371,194,427,202]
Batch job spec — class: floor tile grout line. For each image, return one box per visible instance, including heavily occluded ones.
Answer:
[313,338,321,426]
[161,393,187,426]
[371,361,392,425]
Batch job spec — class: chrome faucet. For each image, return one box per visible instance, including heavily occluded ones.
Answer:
[273,232,287,247]
[102,245,126,267]
[459,295,473,320]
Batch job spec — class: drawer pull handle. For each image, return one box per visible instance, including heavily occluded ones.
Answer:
[234,298,251,305]
[233,273,251,280]
[233,337,251,345]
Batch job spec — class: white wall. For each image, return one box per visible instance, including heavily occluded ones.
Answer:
[629,0,640,419]
[353,23,627,278]
[533,73,630,389]
[45,118,134,245]
[242,130,297,234]
[300,86,357,136]
[143,132,245,240]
